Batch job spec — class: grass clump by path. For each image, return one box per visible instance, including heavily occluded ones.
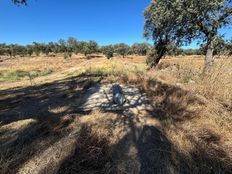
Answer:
[0,68,53,81]
[69,58,146,78]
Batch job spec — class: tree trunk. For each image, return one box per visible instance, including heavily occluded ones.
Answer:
[149,53,163,69]
[149,42,167,69]
[204,38,214,71]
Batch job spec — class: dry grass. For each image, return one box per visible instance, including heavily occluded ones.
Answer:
[155,56,232,105]
[0,55,232,173]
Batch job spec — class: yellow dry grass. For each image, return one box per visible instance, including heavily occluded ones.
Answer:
[0,54,232,173]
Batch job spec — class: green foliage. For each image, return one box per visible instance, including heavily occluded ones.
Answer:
[114,43,130,57]
[26,45,33,56]
[32,42,41,56]
[226,39,232,55]
[200,36,227,55]
[63,52,72,60]
[181,49,202,56]
[58,39,67,53]
[145,0,232,45]
[47,42,59,54]
[131,43,151,56]
[144,0,232,68]
[82,41,99,56]
[0,69,52,81]
[12,0,27,5]
[67,37,79,54]
[0,36,229,59]
[100,44,132,58]
[165,43,183,56]
[101,45,114,59]
[0,70,28,81]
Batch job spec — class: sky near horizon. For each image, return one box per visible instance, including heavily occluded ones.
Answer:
[0,0,231,48]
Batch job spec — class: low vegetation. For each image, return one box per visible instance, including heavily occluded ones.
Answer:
[0,55,231,173]
[0,69,52,81]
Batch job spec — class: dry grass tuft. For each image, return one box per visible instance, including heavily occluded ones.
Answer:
[0,55,232,173]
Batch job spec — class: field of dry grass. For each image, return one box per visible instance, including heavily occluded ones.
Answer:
[0,54,231,173]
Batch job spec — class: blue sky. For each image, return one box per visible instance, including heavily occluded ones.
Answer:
[0,0,231,48]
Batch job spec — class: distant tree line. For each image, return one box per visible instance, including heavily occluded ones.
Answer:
[0,37,231,59]
[165,37,232,56]
[0,38,152,58]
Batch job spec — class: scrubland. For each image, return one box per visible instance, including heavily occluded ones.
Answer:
[0,54,231,173]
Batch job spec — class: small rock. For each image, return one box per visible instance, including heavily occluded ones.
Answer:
[188,80,195,84]
[176,83,183,87]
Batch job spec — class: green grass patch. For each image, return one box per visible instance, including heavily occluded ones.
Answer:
[0,69,53,81]
[77,65,145,78]
[69,62,146,79]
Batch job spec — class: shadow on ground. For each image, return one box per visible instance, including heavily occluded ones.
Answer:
[0,74,231,174]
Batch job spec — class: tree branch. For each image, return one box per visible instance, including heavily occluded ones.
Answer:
[12,0,27,5]
[213,7,232,33]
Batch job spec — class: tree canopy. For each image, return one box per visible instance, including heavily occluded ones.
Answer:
[114,43,130,57]
[12,0,27,5]
[100,45,114,59]
[2,38,231,58]
[144,0,232,69]
[131,43,151,56]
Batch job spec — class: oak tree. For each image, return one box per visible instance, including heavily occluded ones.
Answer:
[131,43,151,56]
[144,0,232,70]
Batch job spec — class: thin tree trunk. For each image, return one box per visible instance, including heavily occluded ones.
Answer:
[204,38,214,70]
[149,42,167,69]
[149,54,163,69]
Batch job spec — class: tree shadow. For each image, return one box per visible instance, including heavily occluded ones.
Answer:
[139,79,232,173]
[57,124,112,174]
[0,75,232,174]
[0,76,102,126]
[144,79,205,123]
[0,74,102,173]
[77,83,150,113]
[137,125,174,174]
[98,79,232,173]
